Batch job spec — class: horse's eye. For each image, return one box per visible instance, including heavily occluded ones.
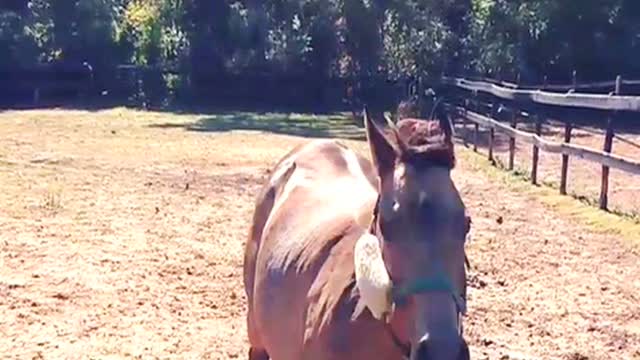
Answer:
[379,206,401,241]
[380,197,400,220]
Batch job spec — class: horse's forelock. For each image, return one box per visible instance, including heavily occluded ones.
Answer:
[394,118,455,169]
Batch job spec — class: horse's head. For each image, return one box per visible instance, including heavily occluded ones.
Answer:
[363,108,470,360]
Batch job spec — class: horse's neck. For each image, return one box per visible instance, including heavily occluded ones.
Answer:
[355,201,376,229]
[366,195,381,236]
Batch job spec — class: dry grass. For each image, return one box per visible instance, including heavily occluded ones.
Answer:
[457,150,640,250]
[1,108,639,360]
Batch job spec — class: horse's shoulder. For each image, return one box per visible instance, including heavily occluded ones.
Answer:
[302,226,401,358]
[260,138,377,270]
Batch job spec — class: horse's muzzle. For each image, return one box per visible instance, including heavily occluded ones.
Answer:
[410,335,470,360]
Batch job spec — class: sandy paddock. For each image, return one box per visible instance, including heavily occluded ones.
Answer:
[1,108,639,359]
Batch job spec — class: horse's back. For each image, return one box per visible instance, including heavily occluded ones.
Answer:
[244,139,378,359]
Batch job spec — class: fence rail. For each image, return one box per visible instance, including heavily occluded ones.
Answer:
[462,75,640,91]
[0,63,94,105]
[442,77,640,112]
[443,73,640,212]
[456,107,640,175]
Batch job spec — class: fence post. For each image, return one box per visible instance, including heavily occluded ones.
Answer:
[559,122,573,194]
[560,71,577,195]
[531,113,542,184]
[489,102,497,164]
[599,75,621,210]
[531,76,547,185]
[508,73,520,170]
[463,99,469,146]
[508,108,517,170]
[33,88,40,106]
[473,90,479,152]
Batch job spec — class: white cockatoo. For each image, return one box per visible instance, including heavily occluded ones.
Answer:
[352,233,394,323]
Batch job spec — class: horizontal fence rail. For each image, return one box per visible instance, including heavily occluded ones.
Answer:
[463,76,640,91]
[456,107,640,175]
[443,77,640,112]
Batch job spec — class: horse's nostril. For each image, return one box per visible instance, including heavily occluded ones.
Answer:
[411,337,430,360]
[411,336,468,360]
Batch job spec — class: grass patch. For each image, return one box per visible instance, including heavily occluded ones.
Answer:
[457,147,640,248]
[42,182,63,212]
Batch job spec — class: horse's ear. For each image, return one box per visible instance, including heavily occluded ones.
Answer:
[363,107,397,177]
[434,101,454,142]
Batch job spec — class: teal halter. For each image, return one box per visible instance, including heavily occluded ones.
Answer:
[392,275,467,316]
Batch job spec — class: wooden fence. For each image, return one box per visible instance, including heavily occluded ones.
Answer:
[442,74,640,211]
[456,75,640,92]
[0,63,94,106]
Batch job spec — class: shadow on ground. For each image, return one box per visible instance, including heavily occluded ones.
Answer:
[148,111,366,141]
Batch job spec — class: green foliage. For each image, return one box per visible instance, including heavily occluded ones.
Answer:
[0,11,40,66]
[468,0,640,81]
[121,0,162,65]
[265,13,312,71]
[2,0,640,97]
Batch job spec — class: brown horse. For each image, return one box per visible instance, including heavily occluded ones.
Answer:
[243,108,471,360]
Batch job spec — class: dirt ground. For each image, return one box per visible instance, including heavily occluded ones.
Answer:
[1,108,639,360]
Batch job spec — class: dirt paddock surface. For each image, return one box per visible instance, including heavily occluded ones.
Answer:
[1,108,639,360]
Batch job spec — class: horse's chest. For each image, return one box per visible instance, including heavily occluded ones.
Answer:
[303,318,404,360]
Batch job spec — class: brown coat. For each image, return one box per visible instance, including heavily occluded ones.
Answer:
[244,111,470,360]
[244,139,409,359]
